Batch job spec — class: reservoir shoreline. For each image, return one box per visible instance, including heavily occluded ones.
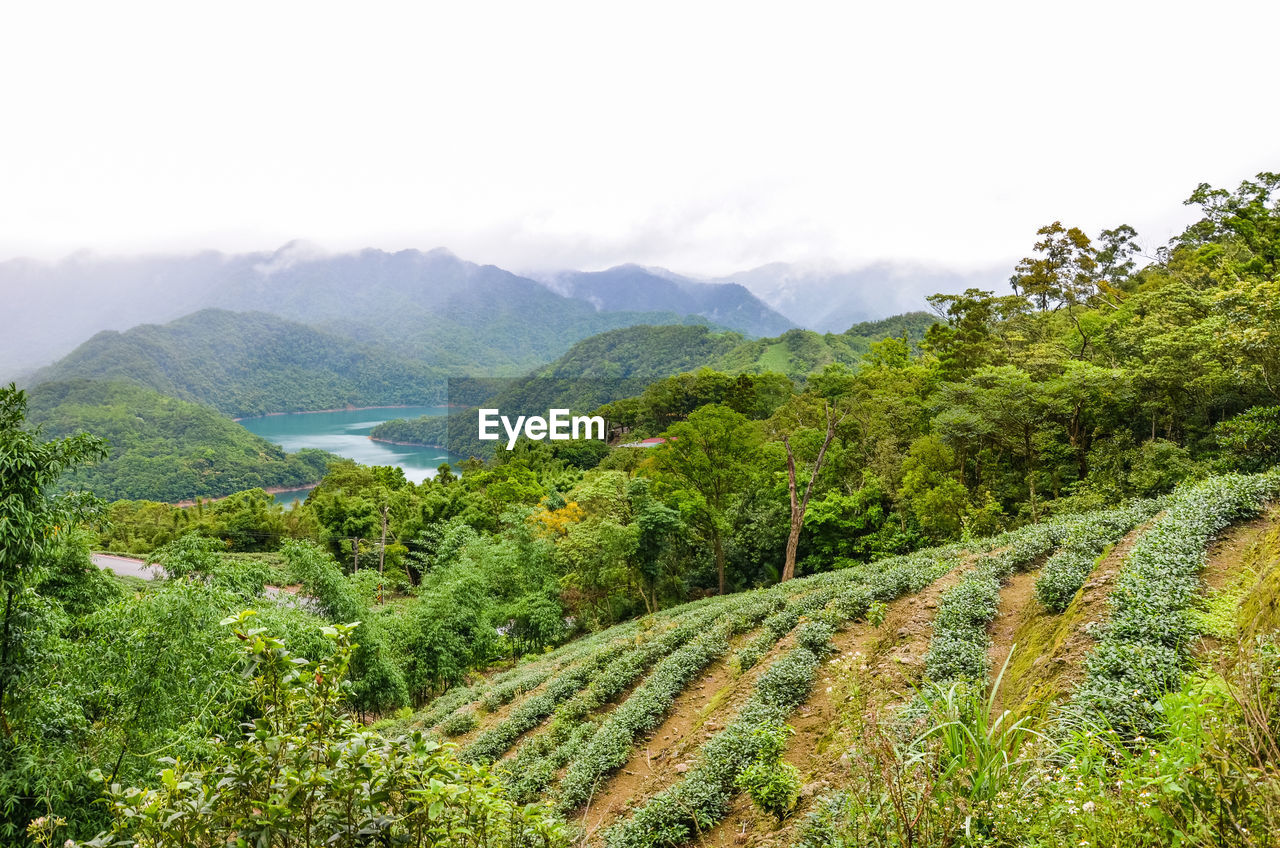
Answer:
[232,403,423,422]
[171,483,318,508]
[368,436,452,450]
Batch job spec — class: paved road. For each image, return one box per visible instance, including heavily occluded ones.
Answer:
[91,553,161,580]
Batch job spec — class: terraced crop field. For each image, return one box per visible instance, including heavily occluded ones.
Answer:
[403,471,1280,847]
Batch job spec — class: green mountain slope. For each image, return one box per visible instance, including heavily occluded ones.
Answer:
[371,324,745,457]
[714,312,939,378]
[483,323,748,410]
[32,309,447,418]
[370,313,938,456]
[215,248,707,372]
[26,379,336,501]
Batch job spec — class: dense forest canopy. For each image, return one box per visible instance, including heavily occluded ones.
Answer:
[370,311,939,458]
[25,379,336,501]
[32,309,450,418]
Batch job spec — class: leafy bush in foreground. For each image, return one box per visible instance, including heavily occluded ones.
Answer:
[735,720,801,819]
[72,612,567,848]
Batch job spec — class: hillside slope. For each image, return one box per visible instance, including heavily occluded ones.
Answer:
[26,379,336,502]
[388,472,1280,847]
[31,309,446,418]
[370,313,939,456]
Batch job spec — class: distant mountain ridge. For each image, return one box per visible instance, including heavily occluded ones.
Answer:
[0,244,1001,378]
[1,246,760,377]
[538,264,793,338]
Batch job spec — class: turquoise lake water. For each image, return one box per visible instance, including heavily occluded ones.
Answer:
[237,406,466,505]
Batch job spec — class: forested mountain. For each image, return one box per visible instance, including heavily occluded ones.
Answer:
[0,245,961,381]
[204,247,707,371]
[25,379,335,501]
[716,261,1002,331]
[714,312,937,378]
[32,309,447,418]
[0,245,708,378]
[539,265,793,337]
[371,312,938,455]
[475,323,749,411]
[370,323,749,457]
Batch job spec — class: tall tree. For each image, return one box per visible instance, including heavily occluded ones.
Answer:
[1009,221,1099,312]
[936,367,1060,522]
[768,365,857,582]
[0,384,105,736]
[1094,224,1141,306]
[651,404,759,594]
[923,288,1028,380]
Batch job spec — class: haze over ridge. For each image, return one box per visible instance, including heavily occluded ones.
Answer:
[0,244,984,379]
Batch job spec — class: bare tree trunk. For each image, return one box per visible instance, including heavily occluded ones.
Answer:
[0,585,13,737]
[378,506,388,604]
[379,506,388,576]
[781,407,840,582]
[1025,429,1039,523]
[637,579,654,615]
[714,531,726,595]
[782,514,803,582]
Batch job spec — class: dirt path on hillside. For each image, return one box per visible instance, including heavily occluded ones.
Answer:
[691,567,970,848]
[997,519,1157,711]
[987,569,1040,718]
[1197,505,1280,655]
[576,629,767,840]
[1201,506,1279,593]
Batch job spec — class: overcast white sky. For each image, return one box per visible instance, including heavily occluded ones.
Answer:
[1,0,1276,275]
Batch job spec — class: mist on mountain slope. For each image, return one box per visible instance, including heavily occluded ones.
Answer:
[710,261,1009,333]
[1,243,999,380]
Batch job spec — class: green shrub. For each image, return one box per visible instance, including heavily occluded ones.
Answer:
[440,709,478,736]
[735,721,801,819]
[1034,499,1165,613]
[1215,405,1280,472]
[795,619,837,655]
[71,612,568,848]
